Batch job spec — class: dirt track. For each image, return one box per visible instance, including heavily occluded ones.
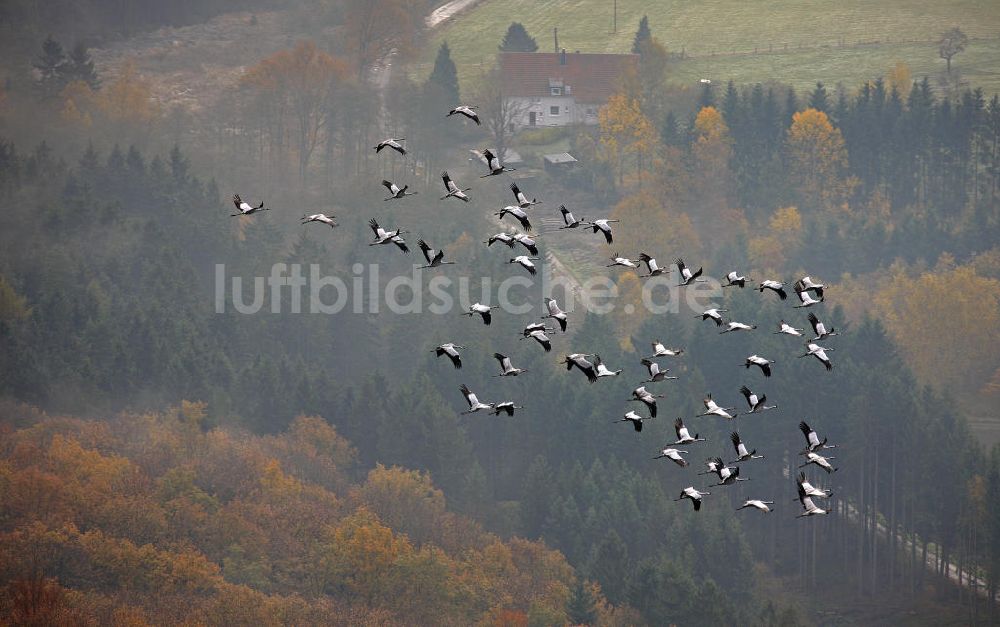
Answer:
[426,0,483,28]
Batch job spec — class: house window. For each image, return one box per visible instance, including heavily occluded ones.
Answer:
[550,87,562,96]
[550,105,560,116]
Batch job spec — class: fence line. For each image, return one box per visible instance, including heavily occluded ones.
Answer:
[679,35,997,60]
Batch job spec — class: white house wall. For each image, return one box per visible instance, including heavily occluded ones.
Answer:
[509,96,601,129]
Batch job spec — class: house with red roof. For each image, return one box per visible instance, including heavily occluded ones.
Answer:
[499,50,638,129]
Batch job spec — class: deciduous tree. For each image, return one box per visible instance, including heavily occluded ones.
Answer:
[875,260,1000,395]
[886,61,912,94]
[598,93,658,187]
[786,108,851,210]
[473,65,527,169]
[323,507,413,600]
[241,41,349,184]
[345,0,420,79]
[939,27,968,73]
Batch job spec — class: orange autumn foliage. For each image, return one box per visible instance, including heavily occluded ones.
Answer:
[786,108,853,210]
[0,406,588,624]
[241,40,350,180]
[599,93,659,187]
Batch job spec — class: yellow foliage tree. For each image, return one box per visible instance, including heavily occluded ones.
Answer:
[886,61,912,93]
[282,415,356,472]
[874,261,1000,395]
[786,108,851,210]
[769,205,802,234]
[258,458,304,499]
[323,507,413,600]
[357,464,446,544]
[384,545,461,624]
[610,191,702,263]
[598,93,658,187]
[693,106,729,142]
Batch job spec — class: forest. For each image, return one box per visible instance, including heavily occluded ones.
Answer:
[1,0,1000,625]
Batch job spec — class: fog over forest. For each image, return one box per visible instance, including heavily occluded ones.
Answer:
[1,0,999,625]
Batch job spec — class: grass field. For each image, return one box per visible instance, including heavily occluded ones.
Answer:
[669,39,1000,96]
[422,0,1000,96]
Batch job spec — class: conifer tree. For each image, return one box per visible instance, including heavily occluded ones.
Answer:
[65,43,101,90]
[427,41,459,106]
[697,80,715,110]
[632,15,651,54]
[660,110,681,146]
[588,531,629,604]
[809,81,829,112]
[498,22,538,52]
[566,580,598,625]
[34,36,67,100]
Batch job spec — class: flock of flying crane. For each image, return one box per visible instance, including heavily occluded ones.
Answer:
[231,103,842,519]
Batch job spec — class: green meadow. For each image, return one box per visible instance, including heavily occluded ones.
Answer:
[422,0,1000,94]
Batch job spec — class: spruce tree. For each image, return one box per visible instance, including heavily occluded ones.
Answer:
[632,15,652,54]
[697,81,715,110]
[808,81,829,112]
[660,110,681,146]
[521,455,553,535]
[33,36,67,100]
[498,22,538,52]
[106,144,125,172]
[126,145,146,175]
[785,87,799,123]
[65,43,100,90]
[420,42,461,170]
[427,41,460,106]
[588,531,629,603]
[566,580,597,625]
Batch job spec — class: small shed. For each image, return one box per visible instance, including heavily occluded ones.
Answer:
[543,152,578,175]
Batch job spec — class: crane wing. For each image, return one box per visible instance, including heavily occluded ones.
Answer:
[417,239,433,263]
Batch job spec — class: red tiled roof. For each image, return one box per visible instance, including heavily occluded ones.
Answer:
[499,52,638,103]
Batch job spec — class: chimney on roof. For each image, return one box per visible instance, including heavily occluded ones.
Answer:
[560,48,567,65]
[554,28,558,53]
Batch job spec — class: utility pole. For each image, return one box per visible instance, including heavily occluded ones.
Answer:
[613,0,617,33]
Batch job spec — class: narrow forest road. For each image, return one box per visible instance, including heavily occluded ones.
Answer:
[842,501,999,602]
[426,0,483,28]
